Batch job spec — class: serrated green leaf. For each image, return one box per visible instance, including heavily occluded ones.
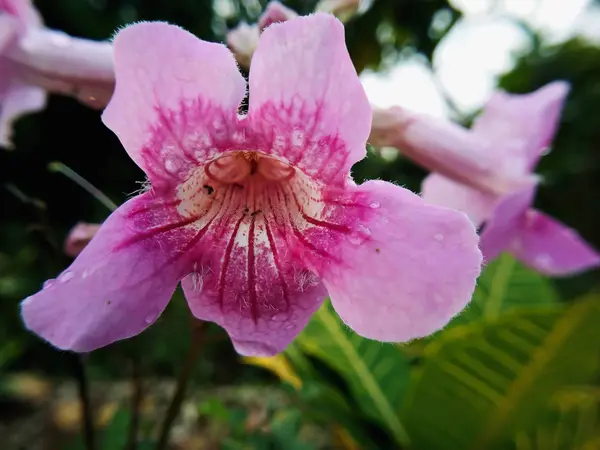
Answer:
[402,296,600,450]
[296,300,411,447]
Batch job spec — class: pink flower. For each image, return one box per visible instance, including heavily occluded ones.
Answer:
[0,0,114,147]
[21,15,482,356]
[64,222,101,258]
[0,0,46,147]
[421,82,600,276]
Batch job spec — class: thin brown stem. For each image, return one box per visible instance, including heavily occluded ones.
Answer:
[72,354,96,450]
[126,358,144,450]
[155,320,205,450]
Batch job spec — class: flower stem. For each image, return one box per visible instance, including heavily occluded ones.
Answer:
[48,162,117,211]
[156,320,205,450]
[72,354,96,450]
[126,358,144,450]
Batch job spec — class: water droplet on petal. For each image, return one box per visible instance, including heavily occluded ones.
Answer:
[43,279,56,289]
[285,324,294,330]
[272,313,286,322]
[369,201,380,209]
[82,270,90,279]
[59,271,74,283]
[358,224,371,236]
[535,254,553,269]
[435,233,444,242]
[144,310,159,325]
[164,159,177,174]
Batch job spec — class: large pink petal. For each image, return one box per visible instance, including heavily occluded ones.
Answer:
[248,14,371,185]
[479,186,536,263]
[511,210,600,276]
[181,208,327,356]
[21,193,197,352]
[472,81,569,172]
[102,22,246,188]
[421,173,497,226]
[321,180,482,342]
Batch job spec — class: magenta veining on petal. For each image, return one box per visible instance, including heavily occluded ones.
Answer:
[20,14,483,356]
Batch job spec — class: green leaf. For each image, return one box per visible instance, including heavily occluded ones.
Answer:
[296,300,411,447]
[513,387,600,450]
[461,253,559,323]
[401,296,600,450]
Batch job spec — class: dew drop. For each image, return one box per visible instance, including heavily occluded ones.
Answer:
[59,271,74,283]
[358,224,371,237]
[43,279,56,289]
[164,159,177,174]
[369,201,380,209]
[144,310,159,325]
[434,233,444,242]
[285,324,294,330]
[535,254,553,269]
[272,313,286,322]
[82,270,90,279]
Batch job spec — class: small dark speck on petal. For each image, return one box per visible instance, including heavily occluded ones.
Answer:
[375,248,380,253]
[106,300,111,305]
[203,184,214,195]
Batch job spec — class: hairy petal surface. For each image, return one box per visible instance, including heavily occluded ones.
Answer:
[102,22,246,188]
[321,180,482,342]
[248,14,371,184]
[472,81,569,172]
[21,193,196,352]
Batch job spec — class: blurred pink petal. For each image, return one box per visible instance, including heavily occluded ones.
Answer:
[511,212,600,276]
[481,188,600,276]
[479,186,536,263]
[0,0,114,147]
[421,174,495,227]
[472,81,570,172]
[0,0,45,148]
[64,222,101,258]
[258,1,298,32]
[22,17,482,356]
[371,107,534,198]
[408,82,597,276]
